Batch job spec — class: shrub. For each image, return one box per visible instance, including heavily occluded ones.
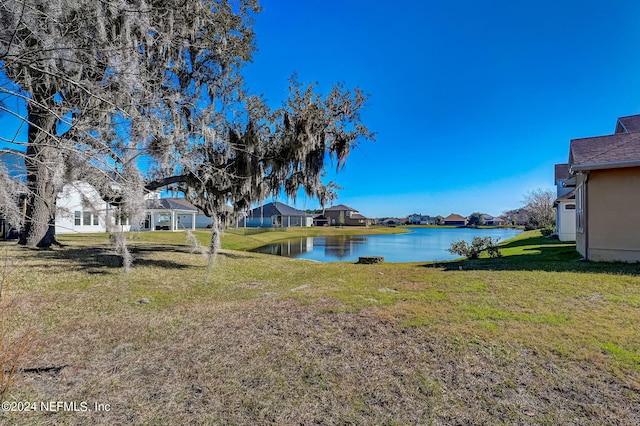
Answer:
[448,236,501,260]
[540,227,555,237]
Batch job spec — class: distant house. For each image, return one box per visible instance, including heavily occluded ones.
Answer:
[240,202,313,228]
[0,149,26,239]
[565,114,640,262]
[324,204,371,226]
[380,218,403,226]
[442,213,467,226]
[408,214,436,225]
[312,214,329,227]
[553,163,576,242]
[481,214,505,226]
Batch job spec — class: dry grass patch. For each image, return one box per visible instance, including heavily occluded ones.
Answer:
[5,299,640,425]
[0,232,639,424]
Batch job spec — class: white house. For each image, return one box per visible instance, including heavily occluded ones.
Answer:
[56,181,131,234]
[57,188,216,234]
[408,214,436,225]
[2,150,217,235]
[553,163,576,241]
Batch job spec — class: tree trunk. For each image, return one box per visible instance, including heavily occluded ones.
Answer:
[209,213,221,255]
[18,102,62,248]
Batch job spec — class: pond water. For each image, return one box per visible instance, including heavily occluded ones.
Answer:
[250,227,523,263]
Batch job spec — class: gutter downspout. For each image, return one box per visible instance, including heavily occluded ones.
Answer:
[584,172,590,260]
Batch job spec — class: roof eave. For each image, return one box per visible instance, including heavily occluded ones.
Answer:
[146,208,197,213]
[563,176,577,188]
[570,159,640,172]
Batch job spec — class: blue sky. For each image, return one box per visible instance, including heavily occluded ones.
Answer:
[242,0,640,217]
[3,1,640,219]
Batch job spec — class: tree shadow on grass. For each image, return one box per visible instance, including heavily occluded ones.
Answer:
[217,251,255,260]
[34,245,194,272]
[422,237,640,276]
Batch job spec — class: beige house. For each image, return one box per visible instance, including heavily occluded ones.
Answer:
[324,204,371,226]
[567,114,640,262]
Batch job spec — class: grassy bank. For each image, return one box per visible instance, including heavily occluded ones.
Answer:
[0,230,638,424]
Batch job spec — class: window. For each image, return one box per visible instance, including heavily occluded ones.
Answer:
[576,186,584,233]
[74,211,81,226]
[83,212,92,226]
[93,215,99,226]
[564,204,576,210]
[115,210,129,226]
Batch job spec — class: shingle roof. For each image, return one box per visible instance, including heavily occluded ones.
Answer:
[615,114,640,134]
[146,198,199,212]
[325,204,357,212]
[248,202,311,217]
[556,189,576,203]
[569,132,640,171]
[443,213,466,222]
[554,163,569,181]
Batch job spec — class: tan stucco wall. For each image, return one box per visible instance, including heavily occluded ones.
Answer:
[324,211,367,226]
[584,167,640,262]
[324,211,342,226]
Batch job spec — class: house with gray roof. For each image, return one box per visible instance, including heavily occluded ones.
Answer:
[408,214,436,225]
[565,114,640,261]
[240,202,313,228]
[442,213,467,226]
[139,197,202,231]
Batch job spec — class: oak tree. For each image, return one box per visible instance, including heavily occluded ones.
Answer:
[0,0,373,253]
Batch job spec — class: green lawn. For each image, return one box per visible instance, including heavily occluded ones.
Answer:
[0,229,638,425]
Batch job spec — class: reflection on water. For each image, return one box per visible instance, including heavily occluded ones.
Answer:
[252,237,315,257]
[251,235,369,259]
[315,235,369,259]
[250,228,523,263]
